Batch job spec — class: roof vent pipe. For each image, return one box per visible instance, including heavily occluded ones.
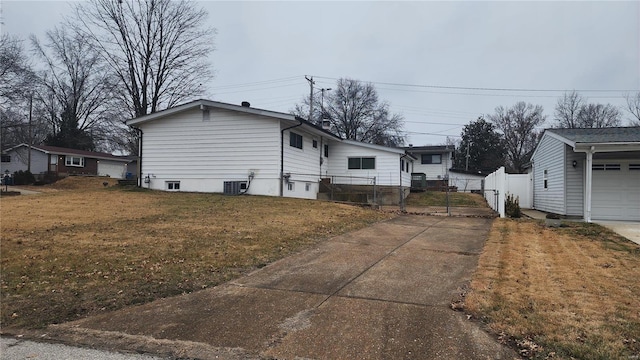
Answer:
[241,101,250,107]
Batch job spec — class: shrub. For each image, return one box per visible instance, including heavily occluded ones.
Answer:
[12,170,35,185]
[505,193,522,218]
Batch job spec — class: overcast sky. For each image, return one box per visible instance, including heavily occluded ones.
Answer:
[3,1,639,146]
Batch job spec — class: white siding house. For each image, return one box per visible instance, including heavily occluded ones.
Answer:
[449,170,485,192]
[126,100,415,203]
[405,145,454,180]
[327,140,414,187]
[530,127,640,222]
[1,144,131,179]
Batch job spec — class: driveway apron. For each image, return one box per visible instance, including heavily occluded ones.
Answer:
[47,215,516,359]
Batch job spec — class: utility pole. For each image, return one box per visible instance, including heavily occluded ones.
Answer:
[465,140,470,172]
[305,76,315,122]
[27,93,33,173]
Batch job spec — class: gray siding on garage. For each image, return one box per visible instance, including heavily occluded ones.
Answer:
[532,134,566,214]
[565,148,585,216]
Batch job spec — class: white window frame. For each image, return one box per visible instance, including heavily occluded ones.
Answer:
[287,182,295,191]
[166,181,180,191]
[305,183,311,191]
[65,155,85,167]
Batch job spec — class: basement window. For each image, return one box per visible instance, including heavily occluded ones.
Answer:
[305,183,311,191]
[287,182,295,191]
[166,181,180,191]
[65,156,85,167]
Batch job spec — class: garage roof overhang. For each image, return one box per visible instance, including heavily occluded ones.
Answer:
[572,142,640,154]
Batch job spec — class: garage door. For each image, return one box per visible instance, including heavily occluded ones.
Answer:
[98,161,126,179]
[591,162,640,221]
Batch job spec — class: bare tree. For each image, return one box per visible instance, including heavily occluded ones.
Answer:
[554,91,584,128]
[625,92,640,126]
[72,0,216,117]
[0,35,36,104]
[489,102,545,173]
[293,78,405,146]
[576,103,621,128]
[31,27,118,150]
[0,35,47,149]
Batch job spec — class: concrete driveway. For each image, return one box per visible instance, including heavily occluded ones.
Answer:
[38,215,516,359]
[596,221,640,245]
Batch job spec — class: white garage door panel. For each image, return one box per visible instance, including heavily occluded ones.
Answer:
[98,162,126,179]
[592,162,640,221]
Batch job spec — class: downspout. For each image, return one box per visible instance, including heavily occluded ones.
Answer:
[280,117,303,196]
[131,126,143,188]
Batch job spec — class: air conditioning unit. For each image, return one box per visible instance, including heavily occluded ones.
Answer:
[223,181,248,195]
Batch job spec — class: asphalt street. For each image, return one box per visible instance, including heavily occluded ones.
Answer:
[0,337,165,360]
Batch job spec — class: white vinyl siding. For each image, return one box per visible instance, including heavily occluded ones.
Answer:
[565,148,585,216]
[532,134,565,214]
[140,108,281,195]
[412,152,452,180]
[327,141,411,186]
[0,147,49,175]
[281,125,322,199]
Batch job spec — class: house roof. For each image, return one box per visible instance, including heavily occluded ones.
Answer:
[404,145,455,153]
[3,144,131,163]
[546,127,640,144]
[341,140,418,159]
[126,99,341,140]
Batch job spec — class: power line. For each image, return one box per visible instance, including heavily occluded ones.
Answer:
[313,75,638,93]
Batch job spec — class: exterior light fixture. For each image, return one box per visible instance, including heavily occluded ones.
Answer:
[572,160,577,168]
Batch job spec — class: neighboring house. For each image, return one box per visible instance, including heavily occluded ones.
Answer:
[125,99,415,203]
[448,169,486,192]
[405,145,454,180]
[0,144,133,179]
[530,127,640,221]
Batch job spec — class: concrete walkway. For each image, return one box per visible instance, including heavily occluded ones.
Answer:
[1,337,163,360]
[18,215,516,360]
[595,221,640,245]
[2,186,42,195]
[522,209,640,245]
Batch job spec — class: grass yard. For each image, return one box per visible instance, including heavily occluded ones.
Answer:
[406,190,488,208]
[0,178,392,329]
[465,219,640,359]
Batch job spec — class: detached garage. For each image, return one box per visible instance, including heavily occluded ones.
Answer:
[531,127,640,222]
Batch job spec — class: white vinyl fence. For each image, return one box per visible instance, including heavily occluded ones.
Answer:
[484,167,532,217]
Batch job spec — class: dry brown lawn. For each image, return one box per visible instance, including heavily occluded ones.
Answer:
[406,191,488,207]
[465,218,640,359]
[1,179,392,329]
